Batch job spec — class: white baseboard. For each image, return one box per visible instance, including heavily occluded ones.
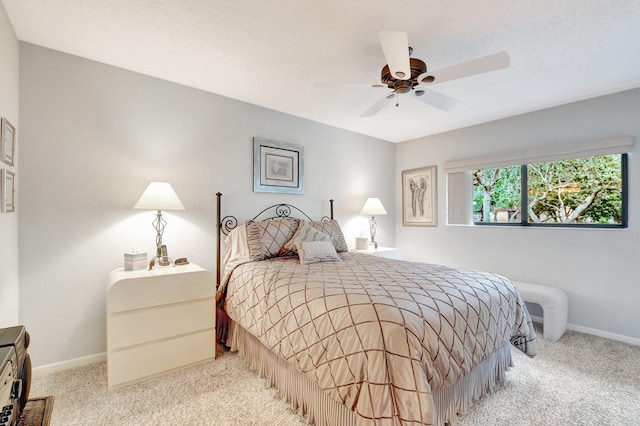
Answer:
[529,315,640,346]
[566,323,640,346]
[32,352,106,379]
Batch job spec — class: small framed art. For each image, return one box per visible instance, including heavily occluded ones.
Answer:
[1,118,16,167]
[253,137,304,194]
[402,165,437,226]
[1,169,15,213]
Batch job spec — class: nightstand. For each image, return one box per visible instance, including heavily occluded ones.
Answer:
[350,246,404,260]
[107,263,215,389]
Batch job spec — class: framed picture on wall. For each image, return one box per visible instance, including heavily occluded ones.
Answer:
[402,165,437,226]
[1,118,16,167]
[1,169,15,213]
[253,137,304,194]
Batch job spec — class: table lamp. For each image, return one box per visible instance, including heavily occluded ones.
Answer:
[134,182,185,269]
[360,197,387,249]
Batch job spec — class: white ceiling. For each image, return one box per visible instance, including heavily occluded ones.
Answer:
[3,0,640,143]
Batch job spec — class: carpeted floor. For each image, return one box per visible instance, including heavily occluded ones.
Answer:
[30,325,640,426]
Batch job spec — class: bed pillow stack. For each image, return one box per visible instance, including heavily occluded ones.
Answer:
[242,218,348,265]
[288,220,348,264]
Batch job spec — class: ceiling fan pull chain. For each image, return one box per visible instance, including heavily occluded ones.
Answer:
[396,91,399,107]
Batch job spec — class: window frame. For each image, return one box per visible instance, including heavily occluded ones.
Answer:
[473,154,628,228]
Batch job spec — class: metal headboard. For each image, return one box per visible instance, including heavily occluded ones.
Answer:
[215,192,334,284]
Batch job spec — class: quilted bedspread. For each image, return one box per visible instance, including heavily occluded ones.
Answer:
[218,252,537,425]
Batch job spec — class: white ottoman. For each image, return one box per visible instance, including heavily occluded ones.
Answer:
[512,281,568,342]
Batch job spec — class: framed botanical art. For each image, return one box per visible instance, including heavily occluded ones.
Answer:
[402,165,437,226]
[1,118,15,167]
[1,169,15,213]
[253,137,304,194]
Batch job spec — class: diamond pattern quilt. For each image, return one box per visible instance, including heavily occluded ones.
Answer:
[219,252,537,425]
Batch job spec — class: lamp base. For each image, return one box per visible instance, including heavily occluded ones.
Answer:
[368,216,378,250]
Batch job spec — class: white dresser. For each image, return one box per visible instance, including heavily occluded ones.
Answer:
[107,263,215,389]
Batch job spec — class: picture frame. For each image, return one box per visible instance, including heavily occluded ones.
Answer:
[1,169,15,213]
[253,137,304,194]
[1,118,16,167]
[402,165,437,226]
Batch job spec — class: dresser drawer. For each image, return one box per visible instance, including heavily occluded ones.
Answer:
[108,265,214,313]
[107,329,215,388]
[108,299,214,350]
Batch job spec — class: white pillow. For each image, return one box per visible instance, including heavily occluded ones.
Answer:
[296,240,341,265]
[222,225,251,280]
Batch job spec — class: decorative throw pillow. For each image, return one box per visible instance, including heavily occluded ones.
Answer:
[309,220,348,252]
[246,218,300,259]
[296,240,341,265]
[282,221,331,253]
[245,221,265,262]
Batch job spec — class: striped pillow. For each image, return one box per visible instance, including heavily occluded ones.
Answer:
[296,240,341,265]
[283,221,331,253]
[309,220,348,252]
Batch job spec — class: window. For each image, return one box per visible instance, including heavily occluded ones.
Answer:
[472,154,627,227]
[473,166,521,223]
[444,136,633,228]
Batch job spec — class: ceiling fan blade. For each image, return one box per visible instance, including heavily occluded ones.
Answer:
[314,82,386,89]
[378,31,411,80]
[411,88,461,112]
[361,93,395,117]
[418,51,510,85]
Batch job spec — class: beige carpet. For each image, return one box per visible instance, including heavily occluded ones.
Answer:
[30,325,640,426]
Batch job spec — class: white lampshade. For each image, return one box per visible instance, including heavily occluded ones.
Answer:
[360,198,387,215]
[134,182,185,210]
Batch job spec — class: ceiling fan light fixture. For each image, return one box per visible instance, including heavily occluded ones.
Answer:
[381,58,426,90]
[394,80,413,94]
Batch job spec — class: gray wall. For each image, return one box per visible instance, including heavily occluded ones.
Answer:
[0,4,19,327]
[396,88,640,341]
[18,43,395,367]
[14,36,640,367]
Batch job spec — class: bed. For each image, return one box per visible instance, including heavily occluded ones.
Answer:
[215,194,537,426]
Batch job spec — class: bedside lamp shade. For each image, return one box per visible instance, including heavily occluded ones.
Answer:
[134,182,184,269]
[134,182,185,211]
[360,197,388,216]
[360,198,387,249]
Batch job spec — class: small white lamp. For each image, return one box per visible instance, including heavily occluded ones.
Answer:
[360,197,387,249]
[134,182,185,268]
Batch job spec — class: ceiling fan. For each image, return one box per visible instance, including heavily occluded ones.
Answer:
[319,31,510,117]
